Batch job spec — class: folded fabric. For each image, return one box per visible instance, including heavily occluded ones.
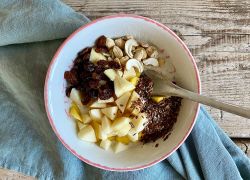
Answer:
[0,0,249,179]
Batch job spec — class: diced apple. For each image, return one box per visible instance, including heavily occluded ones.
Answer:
[151,96,165,103]
[116,136,130,144]
[131,107,141,116]
[89,48,107,63]
[126,91,140,112]
[69,104,82,122]
[117,70,123,77]
[81,113,92,123]
[131,113,148,133]
[78,104,89,114]
[78,125,97,142]
[116,123,131,137]
[114,76,135,97]
[112,117,130,132]
[104,69,117,81]
[70,88,82,107]
[97,124,108,140]
[101,106,118,120]
[89,109,103,122]
[97,97,114,103]
[89,101,107,108]
[101,116,112,134]
[115,91,132,113]
[129,77,139,86]
[123,67,136,80]
[127,131,139,142]
[100,139,112,150]
[77,121,86,130]
[113,142,129,153]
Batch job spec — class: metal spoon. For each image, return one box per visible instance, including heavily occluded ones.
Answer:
[144,66,250,119]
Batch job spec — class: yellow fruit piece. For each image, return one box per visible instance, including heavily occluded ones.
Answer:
[151,96,165,103]
[116,136,130,144]
[129,77,139,86]
[131,107,140,116]
[69,104,82,122]
[136,71,141,77]
[91,121,101,141]
[108,136,116,141]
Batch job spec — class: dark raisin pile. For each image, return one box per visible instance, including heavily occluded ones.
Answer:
[64,36,120,104]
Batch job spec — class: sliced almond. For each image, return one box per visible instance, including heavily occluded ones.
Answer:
[113,46,123,58]
[125,39,138,58]
[126,59,144,73]
[143,58,159,66]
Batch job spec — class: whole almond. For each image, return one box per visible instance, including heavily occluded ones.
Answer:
[114,38,125,49]
[119,56,129,65]
[113,46,123,58]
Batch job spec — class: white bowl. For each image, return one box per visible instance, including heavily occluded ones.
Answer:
[44,14,201,171]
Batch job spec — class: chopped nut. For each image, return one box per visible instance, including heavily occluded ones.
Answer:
[150,50,159,58]
[107,57,113,61]
[109,49,115,59]
[106,38,115,49]
[125,35,134,40]
[142,58,159,66]
[146,46,156,56]
[114,58,122,67]
[113,46,123,58]
[139,41,149,48]
[114,38,125,49]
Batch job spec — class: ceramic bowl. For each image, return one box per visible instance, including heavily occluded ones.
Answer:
[44,14,201,171]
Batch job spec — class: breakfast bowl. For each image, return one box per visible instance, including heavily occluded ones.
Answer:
[44,14,201,171]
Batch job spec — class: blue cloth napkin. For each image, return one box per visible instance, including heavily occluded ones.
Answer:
[0,1,249,179]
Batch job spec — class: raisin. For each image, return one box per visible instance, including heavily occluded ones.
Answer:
[81,95,91,105]
[95,35,106,48]
[97,60,109,67]
[95,47,108,53]
[78,47,91,57]
[64,71,78,85]
[88,89,99,98]
[99,88,113,100]
[109,60,120,69]
[83,62,95,72]
[95,65,105,74]
[65,86,73,97]
[88,79,99,88]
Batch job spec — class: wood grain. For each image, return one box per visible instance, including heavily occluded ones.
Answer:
[63,0,250,138]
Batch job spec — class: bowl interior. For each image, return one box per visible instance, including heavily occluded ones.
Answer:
[45,15,200,171]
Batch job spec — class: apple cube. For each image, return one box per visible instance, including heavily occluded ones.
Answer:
[115,91,132,113]
[89,109,103,122]
[81,113,92,123]
[70,88,82,107]
[97,97,114,103]
[112,117,130,132]
[69,104,82,122]
[116,123,131,137]
[151,96,165,103]
[77,121,86,130]
[126,91,140,112]
[113,142,129,153]
[101,116,112,134]
[123,67,136,80]
[78,125,97,142]
[114,76,135,97]
[101,106,118,120]
[104,69,117,81]
[127,131,139,142]
[100,139,112,150]
[131,113,148,133]
[129,77,139,86]
[89,48,107,63]
[89,101,107,108]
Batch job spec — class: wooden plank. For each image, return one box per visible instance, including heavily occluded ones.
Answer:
[63,0,250,138]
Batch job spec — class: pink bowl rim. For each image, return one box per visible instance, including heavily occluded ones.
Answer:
[44,14,201,171]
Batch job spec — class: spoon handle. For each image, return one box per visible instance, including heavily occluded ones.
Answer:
[167,85,250,119]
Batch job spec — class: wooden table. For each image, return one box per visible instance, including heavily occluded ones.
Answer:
[1,0,249,179]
